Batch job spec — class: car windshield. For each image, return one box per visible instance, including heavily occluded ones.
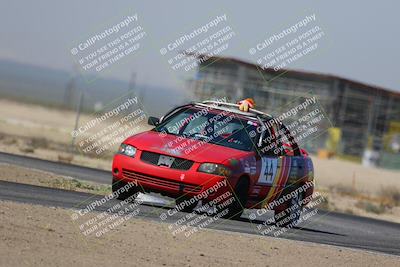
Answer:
[154,107,259,151]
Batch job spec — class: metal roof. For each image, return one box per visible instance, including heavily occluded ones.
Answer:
[186,53,400,98]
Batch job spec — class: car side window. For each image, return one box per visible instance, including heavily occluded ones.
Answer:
[271,122,284,156]
[258,121,281,157]
[279,123,301,157]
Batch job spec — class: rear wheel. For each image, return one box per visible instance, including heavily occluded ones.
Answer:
[112,177,139,201]
[274,190,303,228]
[218,178,249,220]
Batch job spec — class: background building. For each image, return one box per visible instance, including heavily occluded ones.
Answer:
[187,55,400,169]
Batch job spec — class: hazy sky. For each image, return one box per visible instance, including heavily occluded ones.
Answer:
[1,1,399,91]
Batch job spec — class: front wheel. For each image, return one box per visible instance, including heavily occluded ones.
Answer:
[274,190,303,228]
[217,178,249,220]
[112,177,139,200]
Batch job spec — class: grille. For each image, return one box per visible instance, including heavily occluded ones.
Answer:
[140,151,194,170]
[122,169,202,193]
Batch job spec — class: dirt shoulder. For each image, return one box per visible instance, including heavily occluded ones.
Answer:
[0,162,111,195]
[1,200,399,267]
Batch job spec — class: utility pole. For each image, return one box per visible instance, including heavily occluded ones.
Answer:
[64,78,75,109]
[71,90,84,152]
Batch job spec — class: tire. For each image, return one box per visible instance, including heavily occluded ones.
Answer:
[112,177,139,201]
[218,178,249,220]
[274,190,303,228]
[175,198,199,212]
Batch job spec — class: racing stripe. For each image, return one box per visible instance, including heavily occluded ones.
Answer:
[274,157,291,201]
[280,157,291,187]
[261,157,292,208]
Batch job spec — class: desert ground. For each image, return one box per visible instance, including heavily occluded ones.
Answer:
[1,163,399,267]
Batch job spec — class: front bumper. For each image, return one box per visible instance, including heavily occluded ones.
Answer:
[112,152,230,200]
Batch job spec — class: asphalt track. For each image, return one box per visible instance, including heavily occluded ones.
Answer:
[0,151,399,256]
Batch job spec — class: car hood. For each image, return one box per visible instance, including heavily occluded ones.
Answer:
[124,131,250,163]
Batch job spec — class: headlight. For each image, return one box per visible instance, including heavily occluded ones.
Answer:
[198,163,231,177]
[118,144,137,157]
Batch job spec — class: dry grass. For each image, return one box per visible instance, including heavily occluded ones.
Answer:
[379,186,400,207]
[28,137,49,149]
[320,183,400,221]
[313,194,331,210]
[355,201,386,214]
[328,184,359,197]
[39,177,111,195]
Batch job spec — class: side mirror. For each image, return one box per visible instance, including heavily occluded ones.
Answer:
[148,116,160,126]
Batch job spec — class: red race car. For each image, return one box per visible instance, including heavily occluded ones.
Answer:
[112,100,314,226]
